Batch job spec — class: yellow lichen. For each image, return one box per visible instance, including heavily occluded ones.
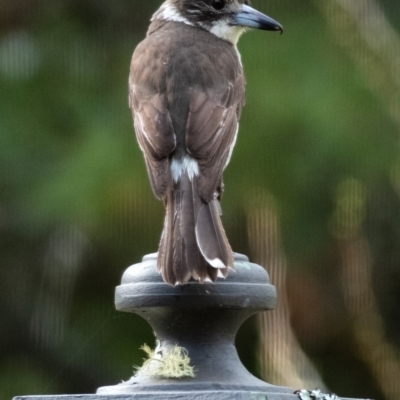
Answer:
[134,343,195,379]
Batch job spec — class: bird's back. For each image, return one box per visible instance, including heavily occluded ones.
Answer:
[130,21,245,144]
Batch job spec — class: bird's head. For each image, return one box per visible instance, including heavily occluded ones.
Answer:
[153,0,283,45]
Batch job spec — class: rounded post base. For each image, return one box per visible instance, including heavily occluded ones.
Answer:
[98,253,292,396]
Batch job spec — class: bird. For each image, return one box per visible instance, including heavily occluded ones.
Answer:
[129,0,282,285]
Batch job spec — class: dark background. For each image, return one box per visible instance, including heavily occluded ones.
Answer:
[1,1,400,399]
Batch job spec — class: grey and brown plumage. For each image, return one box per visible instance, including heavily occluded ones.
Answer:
[129,0,282,285]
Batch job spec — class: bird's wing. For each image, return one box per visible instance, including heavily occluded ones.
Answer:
[186,82,245,202]
[129,87,176,200]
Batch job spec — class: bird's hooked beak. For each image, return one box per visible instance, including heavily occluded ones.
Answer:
[233,4,283,34]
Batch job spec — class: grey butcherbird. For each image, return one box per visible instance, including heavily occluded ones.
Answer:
[129,0,282,285]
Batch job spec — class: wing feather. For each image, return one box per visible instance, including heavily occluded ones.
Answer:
[186,82,245,202]
[130,88,176,199]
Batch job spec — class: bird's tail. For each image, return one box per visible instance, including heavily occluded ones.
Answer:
[157,173,233,285]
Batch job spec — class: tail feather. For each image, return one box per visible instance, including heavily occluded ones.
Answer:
[180,174,208,281]
[158,192,176,284]
[206,266,219,282]
[172,188,191,283]
[157,173,233,285]
[195,200,233,271]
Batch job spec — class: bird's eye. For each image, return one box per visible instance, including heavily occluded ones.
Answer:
[211,0,225,11]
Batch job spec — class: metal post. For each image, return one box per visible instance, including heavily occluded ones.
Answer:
[14,253,370,400]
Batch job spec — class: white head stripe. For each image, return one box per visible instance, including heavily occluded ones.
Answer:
[152,2,194,26]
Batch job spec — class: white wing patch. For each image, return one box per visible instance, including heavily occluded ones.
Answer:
[171,156,199,182]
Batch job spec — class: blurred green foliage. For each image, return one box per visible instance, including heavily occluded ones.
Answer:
[1,1,400,400]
